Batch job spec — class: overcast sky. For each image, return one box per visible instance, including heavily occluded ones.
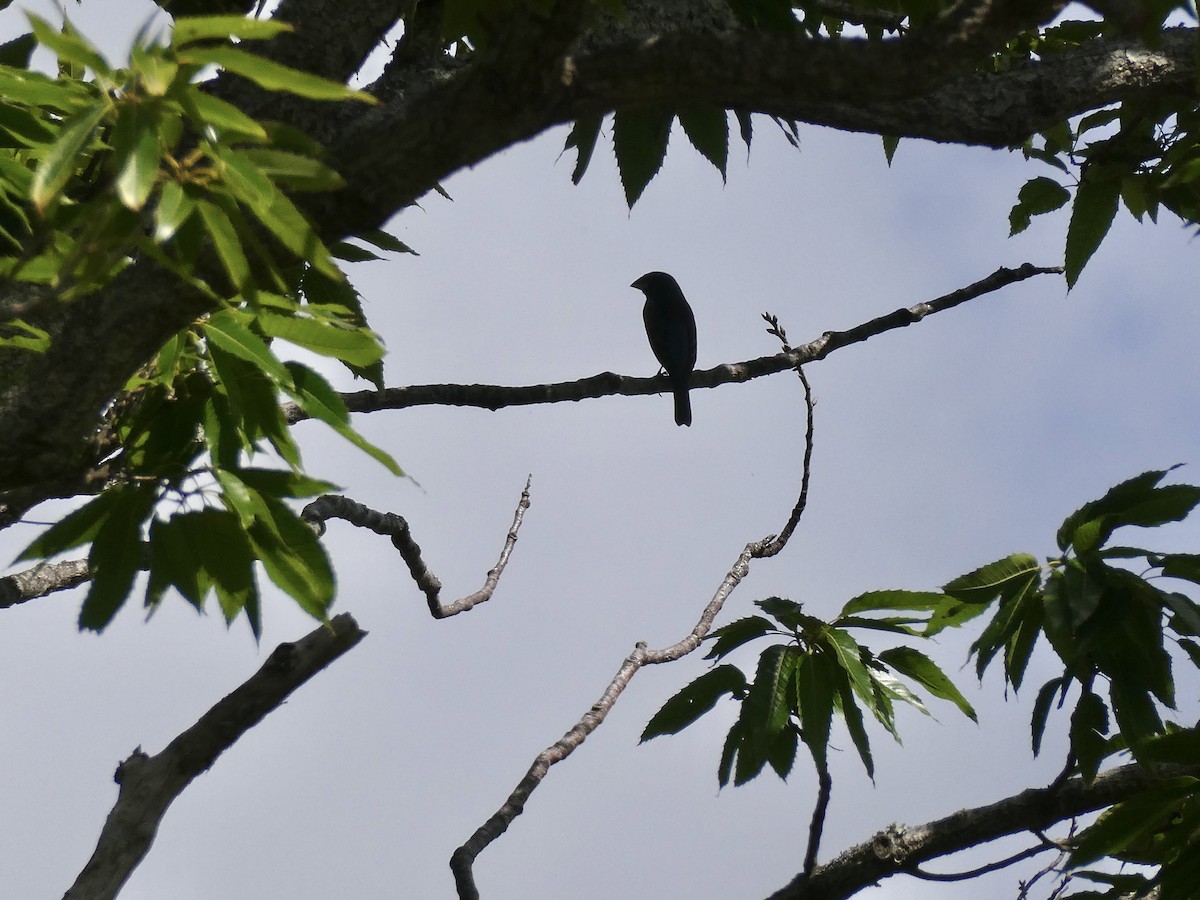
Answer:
[2,4,1199,900]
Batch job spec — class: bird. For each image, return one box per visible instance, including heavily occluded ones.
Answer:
[631,271,697,426]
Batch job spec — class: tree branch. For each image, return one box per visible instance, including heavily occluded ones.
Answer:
[62,613,366,900]
[300,477,532,618]
[0,557,91,609]
[449,323,819,899]
[283,263,1059,424]
[764,762,1200,900]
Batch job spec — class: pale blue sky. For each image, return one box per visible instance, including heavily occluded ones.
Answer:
[2,4,1198,899]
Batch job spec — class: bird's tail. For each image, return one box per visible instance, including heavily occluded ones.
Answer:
[673,386,692,427]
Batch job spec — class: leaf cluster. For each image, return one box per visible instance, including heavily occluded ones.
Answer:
[6,13,408,634]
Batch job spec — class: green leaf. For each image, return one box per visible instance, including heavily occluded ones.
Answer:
[154,180,196,242]
[1070,690,1111,785]
[234,467,337,500]
[641,664,747,741]
[795,651,835,769]
[182,45,375,104]
[0,101,56,147]
[203,310,293,385]
[240,148,344,191]
[564,115,602,186]
[147,514,206,609]
[196,199,250,290]
[30,100,107,211]
[832,663,874,779]
[0,318,50,352]
[17,491,120,560]
[353,228,416,255]
[756,596,817,632]
[677,104,728,180]
[284,362,402,475]
[943,553,1041,604]
[705,615,778,660]
[882,134,899,166]
[0,32,37,69]
[877,646,978,721]
[1057,468,1177,551]
[839,589,947,617]
[28,14,110,77]
[172,14,292,46]
[823,628,874,707]
[612,106,672,207]
[181,87,268,141]
[111,103,160,211]
[1070,777,1200,866]
[258,310,383,367]
[743,644,796,738]
[1031,674,1069,756]
[246,494,334,620]
[1109,679,1164,756]
[1065,168,1120,289]
[1008,176,1070,236]
[79,485,157,631]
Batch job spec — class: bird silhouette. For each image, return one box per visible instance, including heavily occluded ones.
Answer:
[632,271,697,426]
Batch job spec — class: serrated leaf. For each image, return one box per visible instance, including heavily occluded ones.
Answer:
[0,32,37,69]
[183,45,375,104]
[823,628,873,707]
[1065,169,1120,289]
[79,485,157,631]
[882,134,899,165]
[172,14,292,47]
[612,106,672,207]
[246,494,333,619]
[641,664,747,741]
[839,589,947,617]
[30,100,106,211]
[203,310,293,385]
[677,104,728,180]
[1070,777,1200,866]
[1070,691,1111,785]
[284,362,402,475]
[705,615,778,660]
[795,651,835,769]
[259,310,383,367]
[944,553,1041,604]
[18,490,119,560]
[832,664,874,779]
[1009,176,1070,236]
[878,646,977,721]
[0,101,55,146]
[354,228,416,255]
[564,114,602,185]
[234,467,337,500]
[1031,674,1069,756]
[196,199,250,290]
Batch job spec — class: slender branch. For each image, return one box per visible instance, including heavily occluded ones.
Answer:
[63,613,366,900]
[909,841,1053,881]
[804,762,833,876]
[764,762,1200,900]
[285,263,1059,425]
[449,320,820,900]
[300,478,532,618]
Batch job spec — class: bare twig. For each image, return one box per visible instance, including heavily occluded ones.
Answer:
[63,613,366,900]
[909,841,1053,881]
[301,478,532,618]
[450,322,820,900]
[284,264,1060,425]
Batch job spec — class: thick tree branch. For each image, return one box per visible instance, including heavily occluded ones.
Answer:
[62,613,366,900]
[300,477,532,618]
[283,263,1059,424]
[450,334,818,899]
[764,762,1200,900]
[0,557,90,608]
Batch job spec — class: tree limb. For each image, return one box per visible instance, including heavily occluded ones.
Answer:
[62,613,366,900]
[764,761,1200,900]
[282,263,1059,423]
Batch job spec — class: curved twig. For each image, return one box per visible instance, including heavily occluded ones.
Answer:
[449,321,819,900]
[63,613,366,900]
[301,478,532,618]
